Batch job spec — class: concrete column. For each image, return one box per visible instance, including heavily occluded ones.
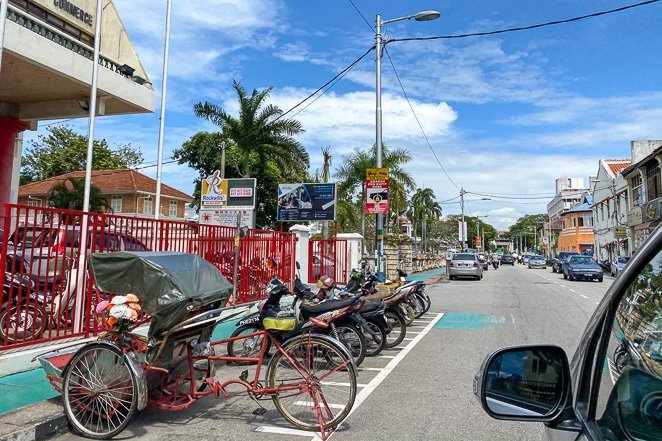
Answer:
[0,117,28,206]
[337,232,363,273]
[289,224,312,283]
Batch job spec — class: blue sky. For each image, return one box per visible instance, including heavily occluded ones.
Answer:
[24,0,662,229]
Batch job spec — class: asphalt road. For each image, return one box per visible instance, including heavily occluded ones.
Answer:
[51,265,614,441]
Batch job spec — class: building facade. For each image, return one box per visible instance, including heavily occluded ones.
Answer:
[557,194,595,255]
[18,170,193,220]
[547,177,592,257]
[622,141,662,252]
[1,0,155,207]
[591,159,631,262]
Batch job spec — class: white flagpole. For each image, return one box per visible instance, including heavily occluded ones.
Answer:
[154,0,172,220]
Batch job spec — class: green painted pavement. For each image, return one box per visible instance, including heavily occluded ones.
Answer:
[408,267,445,282]
[433,312,506,330]
[0,319,240,415]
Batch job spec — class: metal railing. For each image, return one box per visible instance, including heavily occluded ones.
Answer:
[308,239,349,284]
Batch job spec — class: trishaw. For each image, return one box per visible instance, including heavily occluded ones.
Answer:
[36,251,357,440]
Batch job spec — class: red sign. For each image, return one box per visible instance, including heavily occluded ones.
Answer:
[474,236,481,247]
[366,168,389,214]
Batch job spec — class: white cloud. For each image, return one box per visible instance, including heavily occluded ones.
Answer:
[274,41,310,62]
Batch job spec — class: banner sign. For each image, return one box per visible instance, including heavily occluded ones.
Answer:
[366,168,389,214]
[474,236,481,248]
[200,209,254,229]
[277,183,336,221]
[200,172,256,210]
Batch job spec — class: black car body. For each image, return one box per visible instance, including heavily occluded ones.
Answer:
[500,254,514,265]
[563,255,603,282]
[474,225,662,441]
[551,251,579,273]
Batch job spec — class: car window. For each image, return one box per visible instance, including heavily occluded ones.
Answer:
[569,257,593,265]
[123,236,148,251]
[453,254,476,261]
[593,248,662,441]
[617,257,630,264]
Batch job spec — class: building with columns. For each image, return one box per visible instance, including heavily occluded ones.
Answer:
[1,0,154,207]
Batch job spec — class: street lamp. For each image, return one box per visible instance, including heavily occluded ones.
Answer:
[459,189,490,250]
[476,215,489,251]
[375,9,440,277]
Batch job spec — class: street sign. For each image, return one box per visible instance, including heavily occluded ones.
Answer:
[615,227,627,238]
[200,209,254,228]
[200,172,256,210]
[458,222,467,242]
[474,236,481,248]
[277,183,336,221]
[366,168,389,214]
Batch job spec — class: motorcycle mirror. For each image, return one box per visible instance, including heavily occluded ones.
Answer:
[296,261,300,270]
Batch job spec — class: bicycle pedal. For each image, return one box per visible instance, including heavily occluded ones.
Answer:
[239,369,248,382]
[252,407,267,416]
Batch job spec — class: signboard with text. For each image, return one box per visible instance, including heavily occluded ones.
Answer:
[199,209,254,229]
[277,183,336,222]
[200,172,256,210]
[365,168,389,214]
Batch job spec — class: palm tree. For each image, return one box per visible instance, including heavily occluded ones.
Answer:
[409,188,442,252]
[193,80,309,178]
[335,144,415,241]
[47,178,110,213]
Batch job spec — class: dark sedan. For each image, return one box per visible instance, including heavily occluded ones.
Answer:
[500,254,514,265]
[563,255,603,282]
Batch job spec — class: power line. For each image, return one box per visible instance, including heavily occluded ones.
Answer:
[347,0,374,31]
[386,0,660,44]
[468,191,556,200]
[383,47,460,191]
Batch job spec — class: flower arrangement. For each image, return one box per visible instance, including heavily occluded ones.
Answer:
[96,294,141,333]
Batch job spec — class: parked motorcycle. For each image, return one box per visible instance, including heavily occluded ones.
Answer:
[0,254,42,344]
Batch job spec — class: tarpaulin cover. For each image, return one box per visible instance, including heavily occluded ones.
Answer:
[89,251,232,339]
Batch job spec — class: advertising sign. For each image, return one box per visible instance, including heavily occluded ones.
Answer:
[199,209,254,229]
[200,172,256,210]
[277,183,336,222]
[366,168,389,214]
[458,222,467,242]
[474,236,481,248]
[615,227,627,239]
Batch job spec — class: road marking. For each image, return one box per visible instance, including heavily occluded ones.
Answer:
[402,338,414,341]
[358,367,383,372]
[320,381,368,388]
[553,281,558,284]
[408,325,427,329]
[595,302,600,305]
[378,355,396,359]
[255,427,318,437]
[294,401,345,409]
[383,346,408,350]
[580,295,589,299]
[569,289,576,293]
[560,284,566,288]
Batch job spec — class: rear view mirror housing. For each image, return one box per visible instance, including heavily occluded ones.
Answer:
[473,345,571,423]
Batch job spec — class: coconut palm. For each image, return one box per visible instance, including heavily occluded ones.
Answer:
[409,188,442,252]
[193,80,309,178]
[47,178,110,213]
[335,145,415,240]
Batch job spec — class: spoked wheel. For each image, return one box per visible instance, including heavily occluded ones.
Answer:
[333,324,366,367]
[384,310,406,348]
[0,305,44,344]
[227,324,271,365]
[363,321,386,357]
[269,334,357,432]
[62,343,137,439]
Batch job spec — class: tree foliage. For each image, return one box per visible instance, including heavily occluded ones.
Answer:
[47,178,110,213]
[20,126,143,184]
[507,214,550,238]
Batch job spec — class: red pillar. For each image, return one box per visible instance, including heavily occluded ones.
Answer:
[0,117,28,206]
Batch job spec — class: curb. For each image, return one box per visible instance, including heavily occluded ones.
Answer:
[0,399,68,441]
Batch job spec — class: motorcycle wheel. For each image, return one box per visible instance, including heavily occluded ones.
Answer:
[384,310,406,348]
[227,324,271,365]
[363,320,386,357]
[422,294,432,313]
[0,304,44,344]
[399,303,416,326]
[334,324,366,367]
[412,296,426,319]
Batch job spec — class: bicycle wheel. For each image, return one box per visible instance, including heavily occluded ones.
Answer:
[62,343,137,439]
[227,324,271,365]
[269,334,357,431]
[334,324,366,367]
[363,321,386,357]
[383,310,406,348]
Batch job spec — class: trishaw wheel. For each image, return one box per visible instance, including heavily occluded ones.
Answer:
[62,343,137,439]
[268,334,356,431]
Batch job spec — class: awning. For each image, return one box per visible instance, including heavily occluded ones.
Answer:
[634,220,661,231]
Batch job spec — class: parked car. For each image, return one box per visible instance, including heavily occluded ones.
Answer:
[610,255,630,277]
[522,255,531,265]
[473,225,662,441]
[551,251,580,273]
[500,254,515,265]
[528,255,546,269]
[563,255,603,282]
[448,253,483,281]
[478,254,489,271]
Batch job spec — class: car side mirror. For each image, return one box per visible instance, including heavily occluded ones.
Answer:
[474,345,570,422]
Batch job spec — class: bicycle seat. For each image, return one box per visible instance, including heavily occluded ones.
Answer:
[299,298,356,315]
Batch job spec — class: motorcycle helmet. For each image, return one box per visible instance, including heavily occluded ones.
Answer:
[265,277,289,298]
[316,274,334,290]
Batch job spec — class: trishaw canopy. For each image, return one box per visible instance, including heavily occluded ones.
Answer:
[89,251,232,339]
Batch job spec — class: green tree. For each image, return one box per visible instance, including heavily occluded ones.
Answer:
[409,188,442,252]
[47,178,110,213]
[335,145,415,241]
[508,213,550,251]
[20,126,142,184]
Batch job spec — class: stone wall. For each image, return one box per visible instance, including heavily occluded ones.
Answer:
[412,256,445,272]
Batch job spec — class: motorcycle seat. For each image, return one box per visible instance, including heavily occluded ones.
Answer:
[299,297,356,315]
[360,298,381,313]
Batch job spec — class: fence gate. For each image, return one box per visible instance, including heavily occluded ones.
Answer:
[308,239,348,284]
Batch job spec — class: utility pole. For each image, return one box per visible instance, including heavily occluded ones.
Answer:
[460,188,466,251]
[220,141,226,179]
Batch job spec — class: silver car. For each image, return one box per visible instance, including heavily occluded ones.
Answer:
[528,255,546,269]
[448,252,483,280]
[609,255,630,276]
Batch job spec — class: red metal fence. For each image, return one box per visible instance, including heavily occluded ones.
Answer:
[308,239,348,284]
[0,204,296,351]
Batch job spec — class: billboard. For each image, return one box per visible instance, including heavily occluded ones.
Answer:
[199,209,254,229]
[277,183,336,222]
[200,172,256,210]
[366,168,389,214]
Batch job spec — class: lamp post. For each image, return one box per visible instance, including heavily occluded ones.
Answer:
[375,9,440,277]
[476,215,489,251]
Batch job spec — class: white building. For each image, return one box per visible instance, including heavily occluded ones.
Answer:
[591,159,631,262]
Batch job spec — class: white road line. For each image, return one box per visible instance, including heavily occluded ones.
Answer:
[320,381,368,388]
[580,295,589,299]
[383,346,408,350]
[254,426,319,437]
[553,281,559,284]
[595,302,600,305]
[560,284,566,288]
[569,289,577,293]
[408,325,427,328]
[402,338,414,341]
[378,355,396,359]
[294,401,345,409]
[358,367,383,372]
